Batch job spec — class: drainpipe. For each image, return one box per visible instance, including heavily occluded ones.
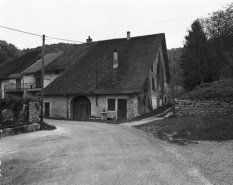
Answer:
[64,94,69,119]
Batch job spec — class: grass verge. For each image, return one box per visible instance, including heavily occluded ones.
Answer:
[134,115,233,145]
[130,104,172,121]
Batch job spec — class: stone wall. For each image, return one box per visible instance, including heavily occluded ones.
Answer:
[29,102,40,122]
[175,99,233,116]
[44,96,68,118]
[45,94,139,120]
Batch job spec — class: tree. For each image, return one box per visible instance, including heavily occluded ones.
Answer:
[0,40,22,65]
[180,20,218,90]
[168,48,184,87]
[203,3,233,77]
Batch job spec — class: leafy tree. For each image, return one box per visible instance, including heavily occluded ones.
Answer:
[203,3,233,77]
[180,20,218,90]
[168,48,184,87]
[0,40,22,65]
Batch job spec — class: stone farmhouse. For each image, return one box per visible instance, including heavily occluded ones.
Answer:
[44,32,171,120]
[0,50,63,98]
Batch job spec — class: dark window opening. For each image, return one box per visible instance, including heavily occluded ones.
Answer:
[108,99,115,111]
[157,61,160,87]
[36,78,41,88]
[16,79,21,89]
[152,77,155,90]
[55,70,60,74]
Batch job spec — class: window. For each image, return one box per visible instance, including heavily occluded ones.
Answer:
[157,62,160,87]
[55,70,60,74]
[151,64,153,72]
[16,79,21,89]
[36,78,41,88]
[108,99,115,111]
[152,77,155,90]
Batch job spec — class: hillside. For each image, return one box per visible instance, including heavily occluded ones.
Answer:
[0,40,23,65]
[181,79,233,101]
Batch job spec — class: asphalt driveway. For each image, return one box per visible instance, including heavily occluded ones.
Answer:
[1,119,212,185]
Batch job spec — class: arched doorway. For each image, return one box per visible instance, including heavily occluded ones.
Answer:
[73,96,91,119]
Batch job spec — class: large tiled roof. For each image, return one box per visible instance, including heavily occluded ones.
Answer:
[0,50,41,79]
[21,51,63,74]
[44,33,170,95]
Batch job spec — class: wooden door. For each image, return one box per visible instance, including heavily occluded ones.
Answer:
[45,102,50,118]
[117,99,127,120]
[73,96,91,120]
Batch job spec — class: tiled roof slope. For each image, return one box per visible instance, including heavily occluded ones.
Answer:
[21,51,63,74]
[44,43,97,70]
[0,50,41,79]
[44,33,169,95]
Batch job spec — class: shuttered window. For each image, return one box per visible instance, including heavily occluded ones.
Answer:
[108,99,115,111]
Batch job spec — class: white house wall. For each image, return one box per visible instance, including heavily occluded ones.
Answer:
[1,79,16,98]
[44,72,60,87]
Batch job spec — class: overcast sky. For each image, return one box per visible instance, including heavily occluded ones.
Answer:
[1,0,232,50]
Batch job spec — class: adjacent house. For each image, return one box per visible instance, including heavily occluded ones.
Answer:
[0,50,41,98]
[0,50,63,98]
[44,32,170,120]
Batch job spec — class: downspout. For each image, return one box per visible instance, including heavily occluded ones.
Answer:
[64,94,69,119]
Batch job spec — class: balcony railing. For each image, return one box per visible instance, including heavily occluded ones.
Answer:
[4,83,41,92]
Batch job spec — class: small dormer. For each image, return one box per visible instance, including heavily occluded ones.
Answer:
[113,50,118,68]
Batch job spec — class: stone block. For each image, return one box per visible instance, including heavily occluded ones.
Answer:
[19,126,27,133]
[32,123,40,130]
[26,125,32,132]
[2,128,13,137]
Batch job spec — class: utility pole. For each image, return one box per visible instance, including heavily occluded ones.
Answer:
[172,52,176,117]
[95,59,99,106]
[41,34,45,122]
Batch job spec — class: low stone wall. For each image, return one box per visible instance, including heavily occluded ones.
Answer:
[29,102,40,122]
[0,123,40,138]
[175,99,233,116]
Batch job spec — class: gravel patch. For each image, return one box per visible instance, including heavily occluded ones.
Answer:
[164,140,233,185]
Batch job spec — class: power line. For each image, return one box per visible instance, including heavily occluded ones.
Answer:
[48,16,201,37]
[0,25,85,44]
[0,25,42,37]
[1,16,200,44]
[46,36,85,44]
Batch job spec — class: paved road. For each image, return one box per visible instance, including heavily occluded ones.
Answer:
[1,120,212,185]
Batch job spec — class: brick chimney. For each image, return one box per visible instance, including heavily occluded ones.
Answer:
[113,50,118,68]
[127,31,130,40]
[86,36,92,43]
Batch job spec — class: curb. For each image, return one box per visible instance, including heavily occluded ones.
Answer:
[0,123,40,138]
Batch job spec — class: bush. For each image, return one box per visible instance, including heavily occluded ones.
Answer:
[0,95,37,119]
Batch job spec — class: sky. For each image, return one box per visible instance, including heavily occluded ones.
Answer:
[0,0,232,50]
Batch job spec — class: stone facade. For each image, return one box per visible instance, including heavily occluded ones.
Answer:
[44,94,139,120]
[44,96,68,118]
[175,99,233,116]
[29,102,40,122]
